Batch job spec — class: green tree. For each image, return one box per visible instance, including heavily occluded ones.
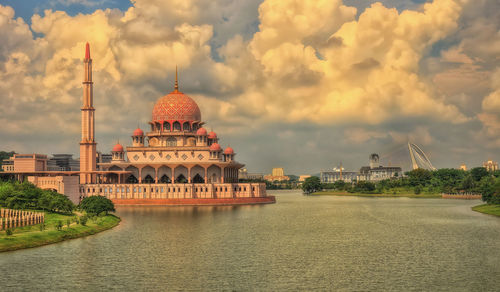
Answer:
[461,175,475,191]
[302,177,321,194]
[470,167,489,182]
[79,196,115,215]
[406,169,433,186]
[333,180,346,190]
[478,176,496,203]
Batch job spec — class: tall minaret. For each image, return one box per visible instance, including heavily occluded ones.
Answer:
[80,42,97,184]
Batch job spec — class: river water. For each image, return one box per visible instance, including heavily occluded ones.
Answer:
[1,191,499,291]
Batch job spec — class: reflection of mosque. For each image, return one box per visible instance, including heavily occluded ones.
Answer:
[78,44,272,204]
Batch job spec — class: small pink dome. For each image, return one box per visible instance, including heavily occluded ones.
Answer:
[133,128,144,136]
[208,131,217,139]
[112,143,124,152]
[196,127,207,135]
[224,147,234,155]
[210,143,221,151]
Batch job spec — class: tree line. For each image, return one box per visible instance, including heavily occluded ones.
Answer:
[0,180,117,214]
[302,167,500,204]
[0,180,74,213]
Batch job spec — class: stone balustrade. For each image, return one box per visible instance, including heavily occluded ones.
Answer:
[0,208,45,230]
[80,183,267,200]
[441,193,483,200]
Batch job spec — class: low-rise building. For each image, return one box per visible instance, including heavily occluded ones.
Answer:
[483,160,498,171]
[299,175,311,182]
[320,169,358,183]
[47,154,79,171]
[1,158,14,172]
[264,167,290,182]
[358,153,402,181]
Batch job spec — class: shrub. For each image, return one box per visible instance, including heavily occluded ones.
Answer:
[414,186,422,194]
[66,219,71,228]
[79,196,115,216]
[56,220,63,231]
[5,228,13,236]
[80,215,88,226]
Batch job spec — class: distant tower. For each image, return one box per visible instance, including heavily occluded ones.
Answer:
[80,42,97,184]
[369,153,379,169]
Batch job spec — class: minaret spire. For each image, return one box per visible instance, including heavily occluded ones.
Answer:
[174,65,179,92]
[85,42,90,60]
[80,42,97,184]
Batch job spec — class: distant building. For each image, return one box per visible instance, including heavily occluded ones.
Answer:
[321,170,358,183]
[1,158,14,172]
[459,164,467,171]
[359,153,402,181]
[239,168,264,181]
[299,175,311,182]
[483,160,498,171]
[47,154,79,171]
[264,167,290,182]
[272,167,284,177]
[8,154,48,172]
[97,152,112,166]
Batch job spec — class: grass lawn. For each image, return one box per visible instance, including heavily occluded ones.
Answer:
[472,204,500,217]
[311,191,442,199]
[0,212,120,252]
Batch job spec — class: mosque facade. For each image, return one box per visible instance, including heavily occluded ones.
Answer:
[78,44,272,205]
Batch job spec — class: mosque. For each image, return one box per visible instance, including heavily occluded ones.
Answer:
[4,43,274,206]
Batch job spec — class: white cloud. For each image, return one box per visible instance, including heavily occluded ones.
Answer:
[0,0,498,170]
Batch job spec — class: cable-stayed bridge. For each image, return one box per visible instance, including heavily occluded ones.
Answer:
[378,142,436,171]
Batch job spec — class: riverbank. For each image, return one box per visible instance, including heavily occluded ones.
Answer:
[311,191,442,199]
[0,212,120,252]
[472,204,500,217]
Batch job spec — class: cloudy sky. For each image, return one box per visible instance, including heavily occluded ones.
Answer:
[0,0,498,174]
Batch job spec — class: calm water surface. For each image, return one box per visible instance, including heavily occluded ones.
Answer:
[1,191,500,291]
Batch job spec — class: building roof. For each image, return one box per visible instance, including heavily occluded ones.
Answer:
[112,143,124,152]
[151,78,201,123]
[208,131,217,139]
[224,147,234,155]
[133,128,144,136]
[196,127,207,135]
[210,143,221,151]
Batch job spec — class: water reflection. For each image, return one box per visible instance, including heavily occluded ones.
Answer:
[1,191,499,291]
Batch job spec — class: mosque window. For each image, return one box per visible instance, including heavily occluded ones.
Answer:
[198,154,204,160]
[182,154,188,160]
[166,154,171,160]
[133,154,139,161]
[173,122,181,131]
[149,154,155,161]
[167,137,177,147]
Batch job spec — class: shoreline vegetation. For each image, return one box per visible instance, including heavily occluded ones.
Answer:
[1,181,120,252]
[0,211,120,252]
[472,204,500,217]
[310,191,442,199]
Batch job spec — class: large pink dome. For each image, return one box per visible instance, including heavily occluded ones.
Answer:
[152,91,201,123]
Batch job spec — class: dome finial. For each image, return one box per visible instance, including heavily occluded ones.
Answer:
[174,65,179,92]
